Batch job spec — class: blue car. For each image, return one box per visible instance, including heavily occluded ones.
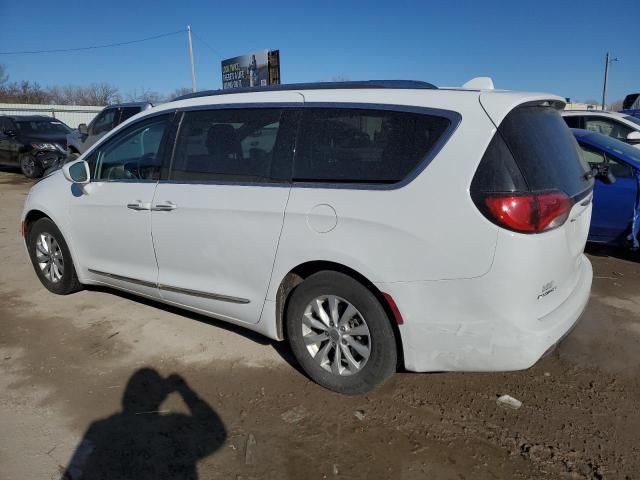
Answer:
[572,128,640,248]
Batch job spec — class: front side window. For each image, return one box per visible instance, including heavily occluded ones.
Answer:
[607,156,634,178]
[584,117,632,141]
[91,109,117,135]
[293,108,450,184]
[578,143,634,179]
[578,144,606,166]
[170,108,284,182]
[88,115,172,182]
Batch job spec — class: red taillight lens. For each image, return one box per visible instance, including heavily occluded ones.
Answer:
[483,192,572,233]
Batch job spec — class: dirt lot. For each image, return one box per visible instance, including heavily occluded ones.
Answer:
[0,167,639,480]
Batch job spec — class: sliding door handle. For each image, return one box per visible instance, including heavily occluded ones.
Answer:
[152,201,177,212]
[127,201,151,211]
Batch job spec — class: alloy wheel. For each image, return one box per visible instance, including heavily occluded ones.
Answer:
[21,155,36,177]
[35,232,64,283]
[301,295,371,376]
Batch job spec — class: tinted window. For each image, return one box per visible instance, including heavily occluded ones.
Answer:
[584,117,632,141]
[119,107,142,125]
[92,109,117,135]
[16,120,70,134]
[562,116,581,129]
[498,106,591,197]
[294,108,450,184]
[88,115,171,181]
[608,157,634,178]
[171,109,284,182]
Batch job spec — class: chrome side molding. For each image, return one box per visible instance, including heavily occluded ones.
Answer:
[88,269,156,289]
[158,284,250,304]
[88,269,249,304]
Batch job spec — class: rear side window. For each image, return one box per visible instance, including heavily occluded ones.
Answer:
[293,108,450,184]
[119,107,142,125]
[493,106,591,198]
[170,109,287,183]
[562,116,581,129]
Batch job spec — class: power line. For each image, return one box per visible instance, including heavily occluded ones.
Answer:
[0,29,186,55]
[190,29,224,59]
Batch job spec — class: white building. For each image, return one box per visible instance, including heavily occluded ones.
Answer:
[0,103,103,128]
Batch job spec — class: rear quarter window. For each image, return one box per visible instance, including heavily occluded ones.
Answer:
[293,108,451,184]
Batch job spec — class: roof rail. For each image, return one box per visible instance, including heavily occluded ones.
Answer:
[171,80,437,102]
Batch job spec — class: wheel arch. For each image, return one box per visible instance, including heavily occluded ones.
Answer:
[23,209,51,237]
[23,208,84,282]
[273,260,404,367]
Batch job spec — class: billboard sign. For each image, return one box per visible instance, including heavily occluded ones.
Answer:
[221,50,280,89]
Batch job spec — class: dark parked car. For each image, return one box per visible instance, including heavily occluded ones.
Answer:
[66,102,153,158]
[620,93,640,120]
[572,128,640,249]
[0,115,71,178]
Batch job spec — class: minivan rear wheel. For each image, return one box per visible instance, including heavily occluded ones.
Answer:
[285,271,397,394]
[27,218,82,295]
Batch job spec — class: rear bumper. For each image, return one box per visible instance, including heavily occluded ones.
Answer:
[377,255,592,372]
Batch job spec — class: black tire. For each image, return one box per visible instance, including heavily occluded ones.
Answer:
[27,218,82,295]
[20,153,44,178]
[285,271,397,394]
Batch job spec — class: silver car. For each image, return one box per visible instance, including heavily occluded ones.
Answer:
[66,102,153,158]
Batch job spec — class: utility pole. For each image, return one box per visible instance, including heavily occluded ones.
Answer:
[187,25,197,92]
[601,52,618,111]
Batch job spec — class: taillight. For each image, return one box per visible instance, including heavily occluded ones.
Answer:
[482,191,572,233]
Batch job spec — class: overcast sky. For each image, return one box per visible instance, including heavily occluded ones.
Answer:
[1,0,637,102]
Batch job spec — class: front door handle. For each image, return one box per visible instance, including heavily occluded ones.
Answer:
[127,201,151,211]
[152,201,177,212]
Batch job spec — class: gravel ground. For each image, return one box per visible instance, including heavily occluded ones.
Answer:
[0,167,638,479]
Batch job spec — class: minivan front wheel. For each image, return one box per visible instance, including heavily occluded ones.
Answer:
[27,218,82,295]
[285,271,397,394]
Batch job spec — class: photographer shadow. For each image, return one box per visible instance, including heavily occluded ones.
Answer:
[62,368,226,480]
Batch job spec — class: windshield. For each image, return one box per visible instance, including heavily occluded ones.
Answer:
[16,120,71,135]
[585,131,640,164]
[624,115,640,127]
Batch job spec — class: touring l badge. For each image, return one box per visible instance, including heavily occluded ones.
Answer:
[537,281,557,300]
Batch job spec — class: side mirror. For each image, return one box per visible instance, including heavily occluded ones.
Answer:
[626,131,640,144]
[78,123,88,135]
[593,165,616,185]
[62,159,90,184]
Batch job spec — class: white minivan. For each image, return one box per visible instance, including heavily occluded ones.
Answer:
[21,80,594,394]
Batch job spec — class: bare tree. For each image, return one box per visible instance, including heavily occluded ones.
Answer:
[126,87,163,103]
[609,99,624,112]
[166,87,192,100]
[0,64,8,87]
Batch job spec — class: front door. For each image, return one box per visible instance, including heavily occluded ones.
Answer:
[151,105,300,323]
[68,113,174,297]
[583,145,638,243]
